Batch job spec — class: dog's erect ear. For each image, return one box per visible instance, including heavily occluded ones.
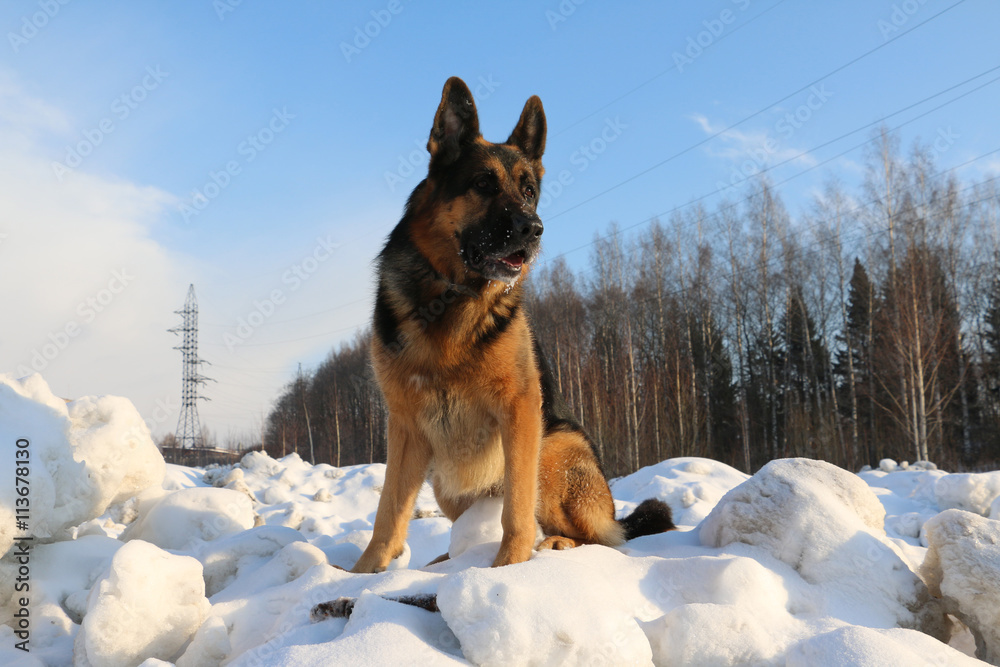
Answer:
[428,77,480,167]
[507,95,546,171]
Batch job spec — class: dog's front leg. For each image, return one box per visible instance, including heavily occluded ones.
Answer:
[492,400,542,567]
[352,417,430,573]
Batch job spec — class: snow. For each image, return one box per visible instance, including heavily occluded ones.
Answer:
[446,497,544,560]
[74,541,210,666]
[121,488,255,551]
[1,374,997,665]
[933,471,1000,517]
[922,509,1000,664]
[438,547,654,666]
[0,373,164,557]
[700,458,946,637]
[609,456,750,528]
[784,626,984,667]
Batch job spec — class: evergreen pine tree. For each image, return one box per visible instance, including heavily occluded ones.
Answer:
[781,285,830,404]
[982,266,1000,456]
[834,259,876,460]
[984,269,1000,398]
[835,259,874,386]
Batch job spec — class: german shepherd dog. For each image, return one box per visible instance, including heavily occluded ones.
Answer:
[352,77,673,573]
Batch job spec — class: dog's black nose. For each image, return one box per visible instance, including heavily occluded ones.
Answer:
[513,215,543,239]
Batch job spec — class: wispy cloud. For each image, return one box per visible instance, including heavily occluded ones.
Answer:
[688,112,819,170]
[0,71,71,135]
[979,158,1000,176]
[0,70,186,424]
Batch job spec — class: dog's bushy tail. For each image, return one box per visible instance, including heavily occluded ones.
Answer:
[618,498,675,541]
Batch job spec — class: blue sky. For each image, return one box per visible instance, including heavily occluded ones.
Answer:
[2,0,998,441]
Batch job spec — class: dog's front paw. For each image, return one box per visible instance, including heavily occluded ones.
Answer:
[350,562,387,574]
[351,551,389,574]
[351,542,406,573]
[491,539,533,567]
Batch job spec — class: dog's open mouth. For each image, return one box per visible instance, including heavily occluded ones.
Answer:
[482,249,526,281]
[464,242,530,283]
[499,251,525,270]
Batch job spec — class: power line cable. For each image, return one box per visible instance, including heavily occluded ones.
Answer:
[545,0,970,224]
[553,0,790,137]
[537,66,1000,269]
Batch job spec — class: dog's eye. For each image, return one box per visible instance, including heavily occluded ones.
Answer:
[474,177,493,194]
[523,185,536,200]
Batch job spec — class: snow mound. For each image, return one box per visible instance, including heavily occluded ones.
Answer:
[880,458,900,472]
[19,536,123,617]
[859,468,945,509]
[785,625,983,666]
[437,547,654,666]
[253,591,465,666]
[639,552,814,665]
[876,459,936,473]
[700,458,884,550]
[66,394,166,510]
[610,457,749,527]
[209,466,255,500]
[74,540,210,666]
[0,374,164,558]
[200,540,328,606]
[922,509,1000,664]
[162,464,205,491]
[446,496,544,560]
[175,615,230,667]
[933,472,1000,517]
[700,458,944,635]
[239,450,284,476]
[645,600,785,666]
[448,497,503,559]
[193,525,307,598]
[122,487,255,550]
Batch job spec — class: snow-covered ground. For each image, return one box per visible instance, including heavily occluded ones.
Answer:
[3,374,1000,666]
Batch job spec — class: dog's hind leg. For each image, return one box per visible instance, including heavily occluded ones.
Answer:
[536,429,625,550]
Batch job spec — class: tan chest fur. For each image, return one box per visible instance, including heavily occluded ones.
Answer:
[411,377,506,499]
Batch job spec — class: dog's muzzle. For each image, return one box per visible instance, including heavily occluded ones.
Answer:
[462,213,543,284]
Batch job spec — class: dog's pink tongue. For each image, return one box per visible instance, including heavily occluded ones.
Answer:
[501,254,524,268]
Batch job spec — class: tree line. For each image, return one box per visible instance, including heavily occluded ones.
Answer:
[261,129,1000,477]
